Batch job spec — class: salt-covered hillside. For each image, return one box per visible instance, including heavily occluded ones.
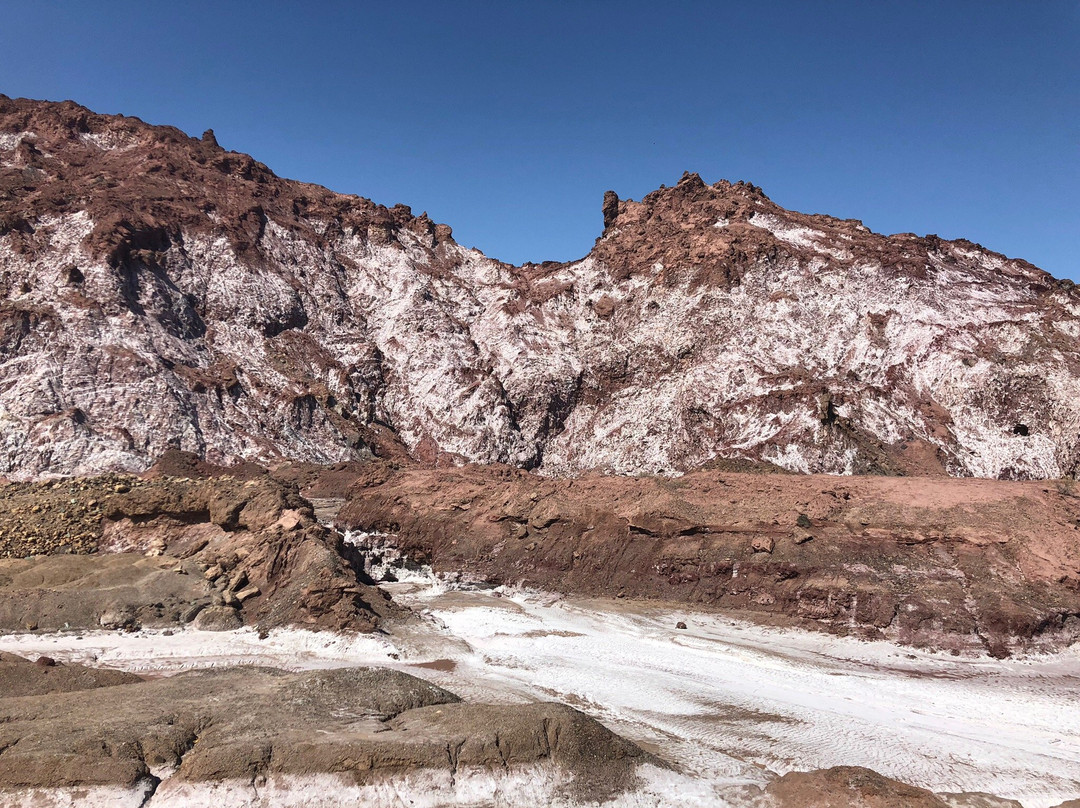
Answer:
[3,95,1079,479]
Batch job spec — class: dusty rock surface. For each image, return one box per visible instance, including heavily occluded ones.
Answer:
[0,662,647,804]
[0,471,398,633]
[0,651,141,697]
[766,766,954,807]
[0,473,130,556]
[340,465,1080,654]
[3,97,1080,479]
[0,552,212,633]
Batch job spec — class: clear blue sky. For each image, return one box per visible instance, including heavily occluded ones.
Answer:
[2,1,1077,277]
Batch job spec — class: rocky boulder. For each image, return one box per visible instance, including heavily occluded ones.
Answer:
[0,471,399,633]
[0,662,650,806]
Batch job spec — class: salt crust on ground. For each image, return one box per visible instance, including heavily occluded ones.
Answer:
[1,583,1077,807]
[2,765,743,808]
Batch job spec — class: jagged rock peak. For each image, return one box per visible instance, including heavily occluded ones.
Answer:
[0,95,459,269]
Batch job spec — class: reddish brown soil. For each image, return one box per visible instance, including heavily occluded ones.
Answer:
[766,766,956,807]
[339,464,1080,655]
[146,448,392,499]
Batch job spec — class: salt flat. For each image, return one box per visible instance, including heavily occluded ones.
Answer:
[2,581,1077,807]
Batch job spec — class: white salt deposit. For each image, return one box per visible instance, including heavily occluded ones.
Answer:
[1,580,1077,807]
[6,766,737,808]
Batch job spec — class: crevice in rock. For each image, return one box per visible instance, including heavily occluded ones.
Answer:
[135,774,162,808]
[493,730,509,770]
[445,738,465,787]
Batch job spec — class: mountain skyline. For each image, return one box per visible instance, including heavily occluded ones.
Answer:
[4,95,1079,482]
[1,1,1076,278]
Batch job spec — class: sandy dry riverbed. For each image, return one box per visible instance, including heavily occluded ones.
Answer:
[1,580,1077,807]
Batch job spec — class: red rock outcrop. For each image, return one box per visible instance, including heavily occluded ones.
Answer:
[3,96,1080,480]
[339,464,1080,654]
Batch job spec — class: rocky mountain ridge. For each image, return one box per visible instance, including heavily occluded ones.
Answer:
[3,95,1079,480]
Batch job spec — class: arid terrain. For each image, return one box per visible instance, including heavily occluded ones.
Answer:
[4,95,1080,481]
[0,95,1077,807]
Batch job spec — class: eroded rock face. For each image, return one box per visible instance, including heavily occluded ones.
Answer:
[0,472,399,633]
[3,97,1080,480]
[339,464,1080,654]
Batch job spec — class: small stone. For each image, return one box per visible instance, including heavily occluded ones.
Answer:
[34,656,57,667]
[751,536,775,554]
[273,509,304,532]
[161,629,174,637]
[235,584,261,602]
[100,608,139,631]
[180,601,209,623]
[676,621,688,630]
[228,570,248,592]
[793,529,814,545]
[203,564,224,581]
[796,513,812,528]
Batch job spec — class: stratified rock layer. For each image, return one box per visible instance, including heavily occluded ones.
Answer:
[339,464,1080,654]
[3,97,1080,479]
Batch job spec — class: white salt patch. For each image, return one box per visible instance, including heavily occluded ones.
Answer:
[748,212,853,260]
[397,587,1080,808]
[0,781,156,808]
[1,584,1076,806]
[0,132,33,150]
[0,626,397,674]
[146,765,737,808]
[344,529,447,587]
[78,130,136,150]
